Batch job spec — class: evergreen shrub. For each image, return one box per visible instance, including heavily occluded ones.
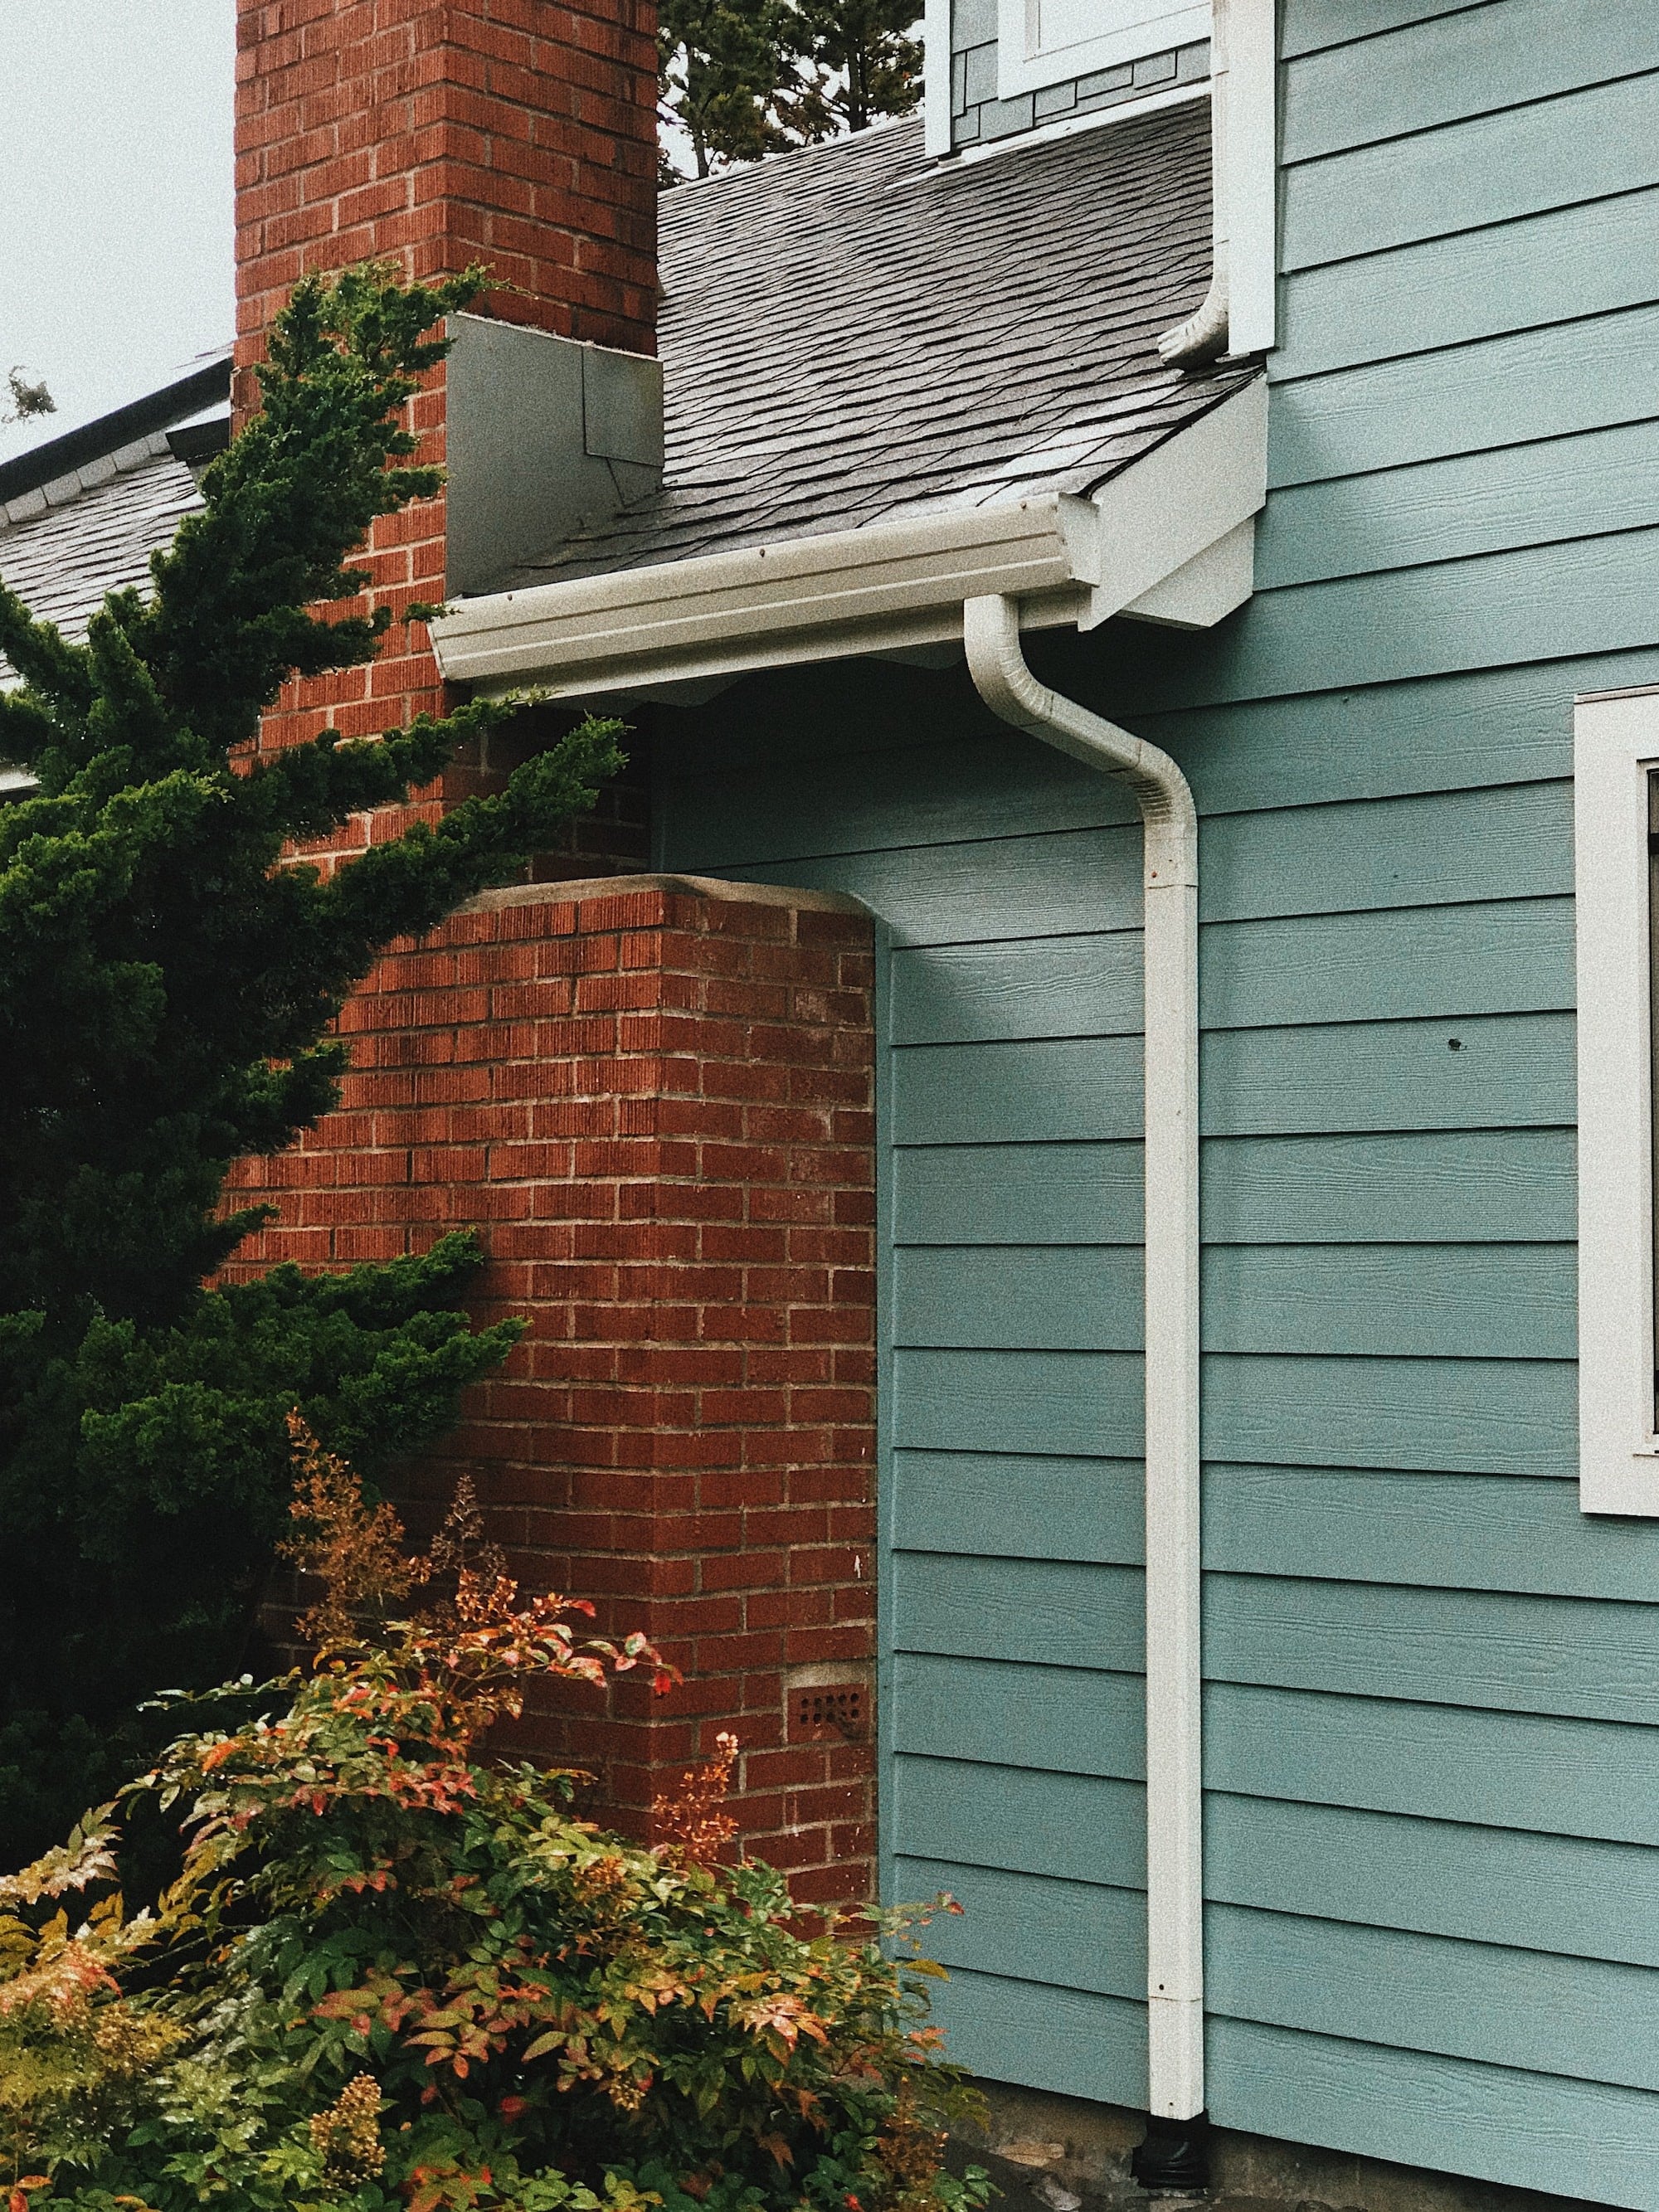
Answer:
[0,266,628,1856]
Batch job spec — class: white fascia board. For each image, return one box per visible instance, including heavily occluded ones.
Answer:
[430,380,1267,701]
[1121,516,1254,630]
[1089,379,1266,628]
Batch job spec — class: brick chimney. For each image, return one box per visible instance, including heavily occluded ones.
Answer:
[233,0,659,822]
[226,7,881,1909]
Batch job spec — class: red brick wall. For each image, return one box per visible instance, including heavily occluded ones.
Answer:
[226,875,878,1910]
[233,0,659,848]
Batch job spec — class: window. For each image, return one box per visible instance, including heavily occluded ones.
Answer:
[1575,686,1659,1514]
[995,0,1211,97]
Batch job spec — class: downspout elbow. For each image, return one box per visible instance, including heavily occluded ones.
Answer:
[962,595,1197,863]
[1158,243,1230,368]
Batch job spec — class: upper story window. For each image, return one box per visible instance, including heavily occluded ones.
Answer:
[996,0,1212,97]
[927,0,1211,155]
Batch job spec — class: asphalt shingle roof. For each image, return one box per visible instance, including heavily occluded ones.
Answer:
[0,355,232,703]
[511,97,1255,587]
[0,438,205,671]
[0,100,1246,681]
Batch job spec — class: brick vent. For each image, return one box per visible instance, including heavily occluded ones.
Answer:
[226,874,878,1910]
[791,1683,868,1742]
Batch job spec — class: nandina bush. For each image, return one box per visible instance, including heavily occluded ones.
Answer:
[0,1432,988,2212]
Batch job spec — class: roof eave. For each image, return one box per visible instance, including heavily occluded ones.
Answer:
[0,352,231,509]
[430,378,1267,702]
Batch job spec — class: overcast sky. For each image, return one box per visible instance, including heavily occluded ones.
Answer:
[1,0,234,467]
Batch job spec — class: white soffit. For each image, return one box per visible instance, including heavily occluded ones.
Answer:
[430,378,1267,702]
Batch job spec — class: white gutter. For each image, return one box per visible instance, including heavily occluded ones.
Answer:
[964,595,1204,2126]
[435,492,1099,696]
[430,383,1267,701]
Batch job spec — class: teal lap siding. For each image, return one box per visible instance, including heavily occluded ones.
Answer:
[659,2,1659,2201]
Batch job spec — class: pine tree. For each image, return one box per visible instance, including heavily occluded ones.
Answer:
[2,367,55,425]
[781,0,923,139]
[658,0,792,178]
[658,0,922,180]
[0,265,625,1860]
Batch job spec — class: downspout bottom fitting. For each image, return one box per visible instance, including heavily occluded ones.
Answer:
[1131,2112,1211,2195]
[1156,250,1229,367]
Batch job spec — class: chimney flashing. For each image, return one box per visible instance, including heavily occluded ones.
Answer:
[582,342,665,473]
[443,314,664,601]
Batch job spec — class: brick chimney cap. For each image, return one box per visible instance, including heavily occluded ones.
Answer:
[462,871,868,918]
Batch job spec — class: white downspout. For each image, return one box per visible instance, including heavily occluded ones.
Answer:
[963,595,1204,2125]
[1159,0,1232,367]
[1159,0,1277,369]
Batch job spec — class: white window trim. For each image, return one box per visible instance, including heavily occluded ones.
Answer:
[1575,685,1659,1514]
[995,0,1211,98]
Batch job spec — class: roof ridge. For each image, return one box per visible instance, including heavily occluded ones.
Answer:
[0,352,231,508]
[659,112,921,212]
[0,428,192,532]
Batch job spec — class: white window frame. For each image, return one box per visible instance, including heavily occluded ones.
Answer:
[995,0,1211,98]
[1575,686,1659,1514]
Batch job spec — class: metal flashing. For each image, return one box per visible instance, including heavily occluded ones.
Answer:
[443,315,664,599]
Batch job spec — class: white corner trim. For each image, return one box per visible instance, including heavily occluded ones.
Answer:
[430,381,1266,700]
[1224,0,1277,355]
[995,0,1210,100]
[924,0,953,158]
[1576,686,1659,1515]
